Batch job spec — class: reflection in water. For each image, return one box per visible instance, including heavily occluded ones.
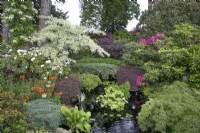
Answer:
[91,118,139,133]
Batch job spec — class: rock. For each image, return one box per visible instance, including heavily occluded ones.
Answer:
[56,128,70,133]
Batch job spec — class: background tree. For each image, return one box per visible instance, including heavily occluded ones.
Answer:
[0,0,68,50]
[136,1,200,36]
[1,0,8,46]
[39,0,52,31]
[80,0,140,33]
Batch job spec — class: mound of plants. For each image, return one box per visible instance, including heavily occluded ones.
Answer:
[0,91,30,133]
[113,29,133,43]
[27,99,63,132]
[123,24,200,88]
[55,77,81,106]
[97,34,125,59]
[77,57,123,67]
[138,81,200,133]
[77,73,102,92]
[117,66,144,91]
[96,82,130,120]
[71,63,119,81]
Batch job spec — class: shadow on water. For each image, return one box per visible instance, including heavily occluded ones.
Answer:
[91,118,140,133]
[80,85,145,133]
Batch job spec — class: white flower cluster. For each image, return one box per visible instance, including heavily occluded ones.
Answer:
[83,27,106,35]
[30,17,109,75]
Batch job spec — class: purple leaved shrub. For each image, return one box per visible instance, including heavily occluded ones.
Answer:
[117,66,144,91]
[55,77,81,106]
[97,34,124,59]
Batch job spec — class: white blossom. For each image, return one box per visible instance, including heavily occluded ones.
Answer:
[41,64,44,68]
[45,60,51,64]
[42,93,47,98]
[8,49,12,53]
[31,57,36,61]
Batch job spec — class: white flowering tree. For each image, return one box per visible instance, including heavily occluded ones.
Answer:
[30,17,109,74]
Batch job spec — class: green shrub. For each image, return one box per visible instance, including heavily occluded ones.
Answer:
[27,99,63,132]
[188,45,200,88]
[113,29,133,43]
[122,24,200,86]
[138,81,200,133]
[71,63,119,81]
[77,73,102,92]
[0,91,30,133]
[77,57,123,66]
[61,106,92,133]
[96,82,130,120]
[170,24,200,48]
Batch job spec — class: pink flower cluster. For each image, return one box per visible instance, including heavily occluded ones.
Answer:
[139,34,165,48]
[136,74,144,87]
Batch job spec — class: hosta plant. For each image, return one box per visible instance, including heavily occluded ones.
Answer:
[61,106,92,133]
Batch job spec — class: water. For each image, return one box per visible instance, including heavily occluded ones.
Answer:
[91,118,140,133]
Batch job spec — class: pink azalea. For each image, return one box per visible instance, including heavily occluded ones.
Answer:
[155,33,165,38]
[139,38,147,44]
[151,36,157,43]
[136,74,144,87]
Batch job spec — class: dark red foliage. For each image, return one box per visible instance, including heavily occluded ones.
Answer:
[55,77,81,106]
[97,34,124,59]
[116,66,144,91]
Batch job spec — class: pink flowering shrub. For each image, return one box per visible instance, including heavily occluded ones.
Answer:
[136,74,144,87]
[139,34,165,49]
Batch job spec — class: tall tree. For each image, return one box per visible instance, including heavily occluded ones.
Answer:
[2,0,38,49]
[136,1,200,36]
[80,0,140,33]
[39,0,52,31]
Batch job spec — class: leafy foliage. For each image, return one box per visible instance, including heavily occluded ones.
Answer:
[0,91,30,133]
[61,106,92,133]
[123,24,200,87]
[138,81,200,133]
[117,66,144,91]
[31,17,109,73]
[55,77,81,106]
[27,99,63,132]
[169,24,200,47]
[97,34,125,59]
[113,29,133,43]
[96,82,130,120]
[71,63,119,81]
[188,45,200,88]
[2,0,37,49]
[0,47,69,81]
[80,0,140,32]
[77,57,123,66]
[77,73,102,92]
[137,1,200,36]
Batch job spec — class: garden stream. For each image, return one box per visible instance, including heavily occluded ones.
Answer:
[91,118,140,133]
[80,88,143,133]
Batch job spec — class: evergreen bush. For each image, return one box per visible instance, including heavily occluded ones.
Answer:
[77,73,102,92]
[71,63,119,81]
[27,99,63,132]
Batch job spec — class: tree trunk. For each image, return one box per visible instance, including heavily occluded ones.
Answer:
[39,0,52,31]
[38,0,52,46]
[2,0,9,45]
